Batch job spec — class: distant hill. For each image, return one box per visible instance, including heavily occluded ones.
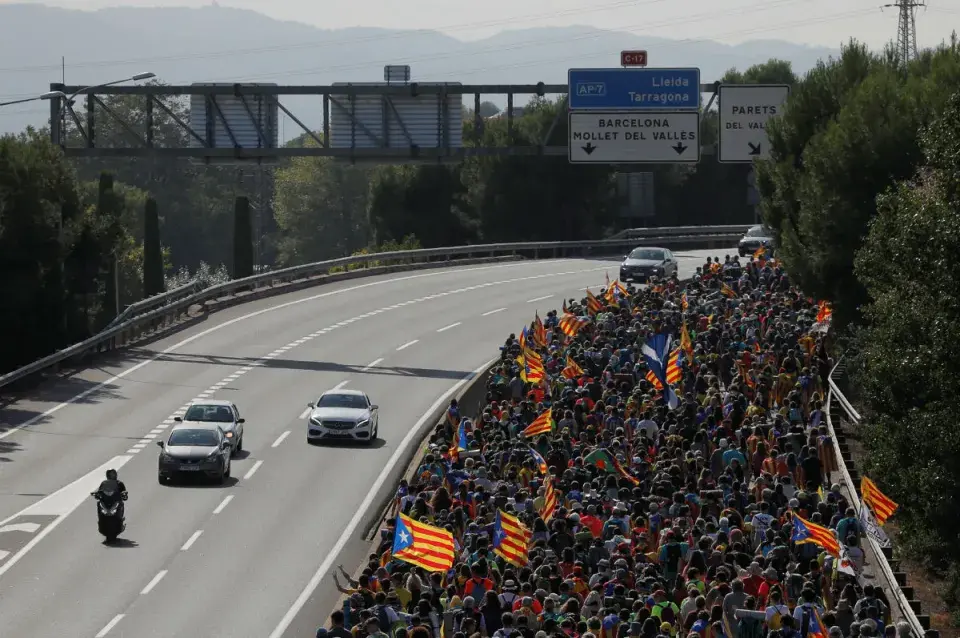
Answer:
[0,3,839,137]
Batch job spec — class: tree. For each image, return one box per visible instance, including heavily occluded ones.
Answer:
[756,41,960,325]
[853,90,960,578]
[143,197,165,297]
[721,59,798,85]
[232,196,254,279]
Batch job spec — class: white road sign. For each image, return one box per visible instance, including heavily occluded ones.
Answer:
[717,84,790,163]
[568,111,700,164]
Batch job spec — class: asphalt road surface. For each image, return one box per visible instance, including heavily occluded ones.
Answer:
[0,250,722,638]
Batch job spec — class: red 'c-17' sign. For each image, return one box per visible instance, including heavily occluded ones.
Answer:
[620,50,648,67]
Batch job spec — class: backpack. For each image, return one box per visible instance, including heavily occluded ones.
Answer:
[468,578,489,601]
[374,605,391,632]
[767,605,786,631]
[655,602,678,627]
[664,543,683,572]
[799,607,813,637]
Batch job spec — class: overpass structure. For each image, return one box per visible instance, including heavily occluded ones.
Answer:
[46,64,788,164]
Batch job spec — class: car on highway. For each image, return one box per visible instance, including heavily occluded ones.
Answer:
[738,224,776,257]
[156,423,232,484]
[305,389,379,445]
[174,400,245,456]
[619,247,678,283]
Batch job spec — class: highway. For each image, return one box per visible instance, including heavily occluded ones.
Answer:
[0,251,718,638]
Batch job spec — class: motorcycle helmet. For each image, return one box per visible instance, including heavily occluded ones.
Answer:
[105,469,118,480]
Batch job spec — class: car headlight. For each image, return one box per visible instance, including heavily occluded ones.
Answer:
[356,419,370,429]
[310,417,321,426]
[224,431,234,439]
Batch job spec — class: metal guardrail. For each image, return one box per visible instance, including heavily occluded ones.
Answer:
[609,224,751,240]
[826,357,927,638]
[0,230,740,392]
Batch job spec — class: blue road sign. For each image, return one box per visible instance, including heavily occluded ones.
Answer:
[568,68,701,111]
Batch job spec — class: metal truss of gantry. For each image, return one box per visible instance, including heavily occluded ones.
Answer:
[45,79,720,164]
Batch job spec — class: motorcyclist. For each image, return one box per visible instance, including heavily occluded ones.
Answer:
[95,469,128,520]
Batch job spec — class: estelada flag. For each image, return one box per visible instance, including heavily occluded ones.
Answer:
[392,513,455,572]
[861,476,898,524]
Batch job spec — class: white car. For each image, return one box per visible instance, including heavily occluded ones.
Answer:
[305,389,379,445]
[174,400,245,456]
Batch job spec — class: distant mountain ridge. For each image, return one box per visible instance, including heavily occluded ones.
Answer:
[0,3,839,136]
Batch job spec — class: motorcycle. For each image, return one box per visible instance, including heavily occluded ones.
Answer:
[91,488,127,542]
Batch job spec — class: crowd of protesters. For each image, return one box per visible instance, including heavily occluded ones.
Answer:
[322,252,908,638]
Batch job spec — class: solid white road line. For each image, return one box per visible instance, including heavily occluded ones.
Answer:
[267,357,497,638]
[180,530,203,552]
[482,307,507,316]
[243,460,264,480]
[212,495,234,515]
[272,431,291,448]
[396,340,419,351]
[140,570,168,595]
[362,358,384,371]
[436,322,461,333]
[95,614,125,637]
[526,294,554,303]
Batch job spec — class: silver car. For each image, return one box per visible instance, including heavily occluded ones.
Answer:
[174,400,245,455]
[306,389,379,445]
[619,247,679,283]
[157,423,232,484]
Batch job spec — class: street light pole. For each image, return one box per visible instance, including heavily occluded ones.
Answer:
[41,72,156,142]
[0,72,155,109]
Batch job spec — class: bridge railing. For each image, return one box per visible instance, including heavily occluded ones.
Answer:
[826,357,931,638]
[0,228,740,392]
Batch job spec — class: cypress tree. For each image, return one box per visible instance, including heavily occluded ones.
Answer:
[232,196,254,279]
[142,197,165,297]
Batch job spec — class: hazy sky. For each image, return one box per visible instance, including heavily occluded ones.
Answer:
[4,0,957,49]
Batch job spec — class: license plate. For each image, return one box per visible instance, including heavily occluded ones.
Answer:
[180,465,201,471]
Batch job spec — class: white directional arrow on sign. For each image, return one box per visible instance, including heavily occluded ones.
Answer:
[0,522,41,534]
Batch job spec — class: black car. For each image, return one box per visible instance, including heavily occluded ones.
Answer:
[619,247,678,283]
[738,225,776,257]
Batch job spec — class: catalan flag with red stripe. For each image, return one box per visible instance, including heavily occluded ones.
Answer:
[559,315,589,338]
[534,313,548,347]
[720,282,738,299]
[522,409,553,438]
[791,514,840,556]
[493,509,531,568]
[539,475,558,522]
[561,356,584,380]
[680,322,694,366]
[645,369,664,390]
[665,347,682,386]
[861,476,898,525]
[392,513,455,572]
[585,290,604,314]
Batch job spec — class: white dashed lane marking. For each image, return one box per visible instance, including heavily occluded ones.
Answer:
[243,460,264,481]
[95,614,125,637]
[272,431,290,448]
[396,340,418,351]
[526,294,554,303]
[482,307,507,316]
[213,495,234,515]
[362,358,384,371]
[436,322,461,333]
[140,570,167,595]
[180,530,203,552]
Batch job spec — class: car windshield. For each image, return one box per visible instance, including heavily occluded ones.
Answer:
[167,429,220,447]
[628,249,665,261]
[183,404,234,423]
[746,226,771,237]
[316,393,368,409]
